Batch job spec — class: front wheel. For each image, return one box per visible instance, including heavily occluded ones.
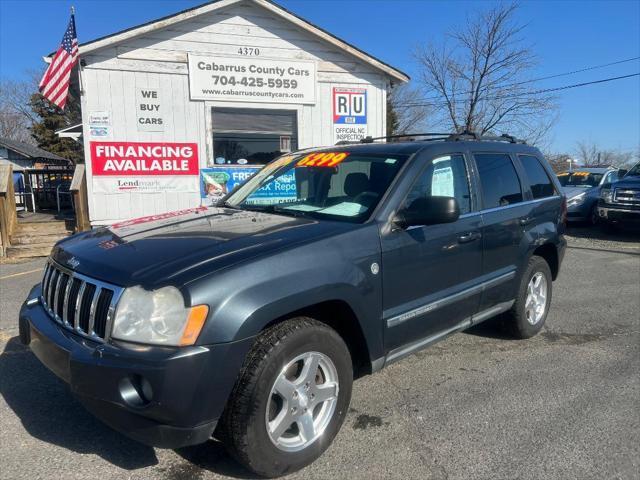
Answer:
[504,255,553,339]
[219,318,353,477]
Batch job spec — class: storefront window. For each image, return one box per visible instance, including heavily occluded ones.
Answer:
[212,108,298,165]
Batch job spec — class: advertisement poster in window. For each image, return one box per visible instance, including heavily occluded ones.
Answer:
[201,166,297,206]
[90,141,199,194]
[332,87,367,143]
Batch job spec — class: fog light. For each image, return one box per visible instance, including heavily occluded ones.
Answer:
[119,374,153,408]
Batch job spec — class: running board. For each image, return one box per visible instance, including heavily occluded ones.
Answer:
[381,299,515,368]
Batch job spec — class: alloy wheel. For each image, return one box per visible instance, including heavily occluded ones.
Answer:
[265,351,339,452]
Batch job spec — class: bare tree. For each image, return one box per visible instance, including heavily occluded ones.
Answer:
[544,152,573,173]
[414,3,556,144]
[576,140,639,168]
[0,70,40,143]
[388,83,430,135]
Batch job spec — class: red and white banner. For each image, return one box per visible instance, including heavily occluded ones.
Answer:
[90,141,200,194]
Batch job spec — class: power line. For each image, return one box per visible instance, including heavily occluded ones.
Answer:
[395,72,640,109]
[413,56,640,103]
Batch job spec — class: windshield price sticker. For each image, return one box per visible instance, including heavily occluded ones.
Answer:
[297,152,349,167]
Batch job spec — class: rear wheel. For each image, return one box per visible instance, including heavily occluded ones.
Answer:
[219,318,353,477]
[504,255,552,339]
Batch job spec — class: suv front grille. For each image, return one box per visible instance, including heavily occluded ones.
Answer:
[41,260,123,342]
[613,188,640,206]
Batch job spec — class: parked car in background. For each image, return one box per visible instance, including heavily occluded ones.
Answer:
[558,167,621,225]
[598,162,640,229]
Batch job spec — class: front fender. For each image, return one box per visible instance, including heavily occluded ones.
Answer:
[185,224,384,361]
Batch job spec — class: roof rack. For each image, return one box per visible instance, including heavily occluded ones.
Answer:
[335,131,527,146]
[446,131,527,144]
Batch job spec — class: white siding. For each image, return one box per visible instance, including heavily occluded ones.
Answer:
[80,1,390,225]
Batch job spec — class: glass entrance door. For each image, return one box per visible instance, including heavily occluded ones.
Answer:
[212,108,298,166]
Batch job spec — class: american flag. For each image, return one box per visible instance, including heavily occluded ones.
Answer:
[39,14,78,109]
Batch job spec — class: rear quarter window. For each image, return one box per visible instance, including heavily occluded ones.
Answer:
[519,155,556,199]
[474,153,523,209]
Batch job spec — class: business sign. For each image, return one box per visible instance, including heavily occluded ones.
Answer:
[90,141,199,194]
[201,166,297,206]
[332,87,367,143]
[88,110,112,139]
[188,54,316,104]
[136,88,163,132]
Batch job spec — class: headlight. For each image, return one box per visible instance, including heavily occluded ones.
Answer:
[111,286,208,346]
[600,188,613,203]
[567,192,586,206]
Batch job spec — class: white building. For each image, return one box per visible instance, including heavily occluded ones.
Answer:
[56,0,408,225]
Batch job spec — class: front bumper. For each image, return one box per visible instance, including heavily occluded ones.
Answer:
[597,204,640,224]
[19,285,254,448]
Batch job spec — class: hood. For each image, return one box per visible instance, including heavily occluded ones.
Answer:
[51,207,355,288]
[561,186,595,199]
[612,176,640,189]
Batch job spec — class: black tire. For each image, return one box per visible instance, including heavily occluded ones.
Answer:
[504,255,552,339]
[219,317,353,477]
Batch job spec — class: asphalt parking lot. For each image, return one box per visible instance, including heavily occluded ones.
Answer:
[1,226,638,480]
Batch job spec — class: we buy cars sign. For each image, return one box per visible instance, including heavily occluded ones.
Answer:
[90,141,200,194]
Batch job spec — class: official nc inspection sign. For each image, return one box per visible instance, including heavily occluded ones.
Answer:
[332,87,367,143]
[188,54,316,105]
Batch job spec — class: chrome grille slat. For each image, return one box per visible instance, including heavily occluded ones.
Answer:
[39,259,123,343]
[62,276,74,325]
[47,269,58,314]
[74,281,87,331]
[88,287,102,335]
[41,264,52,302]
[52,271,63,320]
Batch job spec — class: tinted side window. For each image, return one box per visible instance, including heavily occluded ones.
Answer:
[404,154,472,215]
[519,155,556,199]
[474,153,523,208]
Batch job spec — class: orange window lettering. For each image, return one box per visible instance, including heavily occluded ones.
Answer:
[297,152,349,167]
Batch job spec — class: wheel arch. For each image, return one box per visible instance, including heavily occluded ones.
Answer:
[532,242,559,280]
[262,300,373,378]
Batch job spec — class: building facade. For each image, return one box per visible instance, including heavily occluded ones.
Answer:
[65,0,407,225]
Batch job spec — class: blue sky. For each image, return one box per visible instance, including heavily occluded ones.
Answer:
[1,0,638,154]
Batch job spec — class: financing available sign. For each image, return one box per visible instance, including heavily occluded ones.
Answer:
[90,141,199,194]
[332,87,367,143]
[188,54,316,104]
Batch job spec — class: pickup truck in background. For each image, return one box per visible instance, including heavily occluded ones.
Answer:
[598,162,640,229]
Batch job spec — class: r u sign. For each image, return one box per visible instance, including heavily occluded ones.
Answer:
[333,87,367,125]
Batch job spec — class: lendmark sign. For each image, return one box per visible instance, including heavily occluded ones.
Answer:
[90,141,199,194]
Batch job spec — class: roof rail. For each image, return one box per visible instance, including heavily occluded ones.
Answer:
[446,131,527,144]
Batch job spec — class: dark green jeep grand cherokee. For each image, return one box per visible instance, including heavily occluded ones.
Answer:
[20,133,566,477]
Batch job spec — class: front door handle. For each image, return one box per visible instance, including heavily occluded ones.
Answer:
[458,231,481,244]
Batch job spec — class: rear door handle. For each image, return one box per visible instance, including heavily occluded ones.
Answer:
[519,216,533,226]
[458,231,481,244]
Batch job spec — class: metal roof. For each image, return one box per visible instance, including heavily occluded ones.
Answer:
[0,137,69,162]
[50,0,409,83]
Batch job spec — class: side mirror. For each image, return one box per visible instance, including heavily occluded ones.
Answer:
[394,196,460,228]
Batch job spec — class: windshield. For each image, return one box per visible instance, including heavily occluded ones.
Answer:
[224,151,408,222]
[625,163,640,177]
[557,171,603,187]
